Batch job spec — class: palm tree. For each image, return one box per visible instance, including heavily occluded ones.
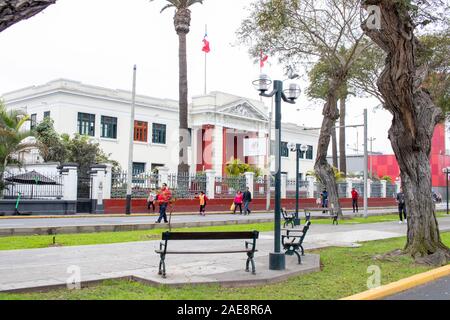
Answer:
[153,0,203,174]
[0,102,35,194]
[0,0,56,33]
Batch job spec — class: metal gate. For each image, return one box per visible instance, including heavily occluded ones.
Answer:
[77,176,92,213]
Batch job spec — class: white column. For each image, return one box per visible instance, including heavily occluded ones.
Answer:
[281,172,287,199]
[103,163,112,200]
[306,175,315,198]
[60,163,78,201]
[90,165,106,213]
[381,180,387,198]
[159,167,169,185]
[347,179,353,198]
[213,125,223,176]
[367,179,372,198]
[244,171,255,196]
[205,169,215,199]
[395,179,401,193]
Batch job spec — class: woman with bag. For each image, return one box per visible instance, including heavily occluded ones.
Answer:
[233,190,243,214]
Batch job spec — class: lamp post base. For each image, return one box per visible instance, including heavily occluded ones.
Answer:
[269,252,286,270]
[294,213,300,226]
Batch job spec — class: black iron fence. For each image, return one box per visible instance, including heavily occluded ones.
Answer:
[286,179,309,198]
[2,172,63,199]
[214,175,247,198]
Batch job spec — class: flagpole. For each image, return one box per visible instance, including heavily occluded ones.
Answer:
[204,24,207,95]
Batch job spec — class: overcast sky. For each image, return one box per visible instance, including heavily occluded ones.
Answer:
[0,0,393,155]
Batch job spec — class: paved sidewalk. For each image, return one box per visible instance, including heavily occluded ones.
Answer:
[0,206,427,236]
[1,218,449,293]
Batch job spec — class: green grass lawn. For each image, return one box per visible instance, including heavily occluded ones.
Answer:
[1,232,448,300]
[0,212,448,251]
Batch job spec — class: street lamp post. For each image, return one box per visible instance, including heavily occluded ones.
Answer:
[253,74,301,271]
[443,168,450,215]
[289,143,308,226]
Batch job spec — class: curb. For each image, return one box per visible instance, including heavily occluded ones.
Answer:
[341,264,450,300]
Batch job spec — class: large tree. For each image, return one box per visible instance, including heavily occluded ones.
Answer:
[238,0,372,217]
[0,0,56,33]
[362,0,450,265]
[152,0,203,175]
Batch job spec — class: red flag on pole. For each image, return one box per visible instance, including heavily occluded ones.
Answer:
[202,33,210,53]
[260,50,268,67]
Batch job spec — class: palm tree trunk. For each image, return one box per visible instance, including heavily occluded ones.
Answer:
[0,0,56,33]
[339,96,347,175]
[363,0,449,265]
[177,32,189,174]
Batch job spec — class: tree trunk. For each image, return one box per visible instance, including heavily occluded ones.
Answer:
[331,118,338,169]
[0,0,56,33]
[362,0,450,265]
[339,96,347,175]
[174,8,191,175]
[314,75,344,218]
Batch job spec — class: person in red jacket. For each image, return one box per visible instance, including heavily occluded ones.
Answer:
[351,187,359,213]
[156,183,172,223]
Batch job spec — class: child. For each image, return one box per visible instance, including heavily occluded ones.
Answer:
[147,189,156,212]
[233,190,243,214]
[198,191,208,216]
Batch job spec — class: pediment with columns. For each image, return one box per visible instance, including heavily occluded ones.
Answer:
[218,101,268,122]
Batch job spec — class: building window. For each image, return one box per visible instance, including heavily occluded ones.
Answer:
[43,111,50,119]
[152,123,166,144]
[101,116,117,139]
[306,145,313,160]
[151,163,164,172]
[134,121,148,142]
[281,141,289,157]
[132,162,146,175]
[77,112,95,136]
[30,114,37,130]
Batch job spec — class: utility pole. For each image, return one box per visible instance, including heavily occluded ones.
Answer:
[368,137,376,178]
[363,108,368,218]
[126,65,137,215]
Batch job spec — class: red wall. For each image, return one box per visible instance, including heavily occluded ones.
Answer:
[370,124,450,187]
[104,197,397,214]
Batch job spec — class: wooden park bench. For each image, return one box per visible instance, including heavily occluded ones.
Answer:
[304,207,338,225]
[282,208,311,229]
[155,230,259,278]
[282,220,311,264]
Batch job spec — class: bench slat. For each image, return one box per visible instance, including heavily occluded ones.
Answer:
[162,231,259,240]
[155,249,257,254]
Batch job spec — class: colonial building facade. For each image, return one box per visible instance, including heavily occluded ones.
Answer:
[2,79,319,179]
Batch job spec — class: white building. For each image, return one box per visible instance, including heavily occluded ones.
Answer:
[2,79,319,179]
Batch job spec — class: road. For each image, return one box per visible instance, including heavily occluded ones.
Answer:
[385,275,450,300]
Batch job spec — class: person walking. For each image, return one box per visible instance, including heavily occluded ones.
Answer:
[147,189,156,212]
[198,191,208,216]
[351,187,359,213]
[156,183,172,223]
[321,189,328,213]
[233,190,243,214]
[242,187,252,215]
[396,187,407,224]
